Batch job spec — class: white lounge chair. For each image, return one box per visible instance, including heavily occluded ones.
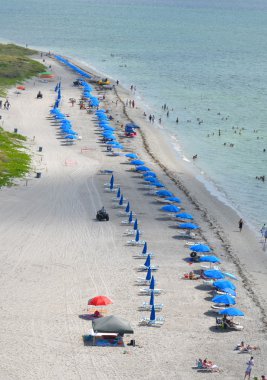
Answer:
[127,230,145,246]
[104,186,118,192]
[139,302,163,311]
[139,288,162,295]
[104,182,120,187]
[124,230,142,236]
[118,210,136,217]
[176,231,197,239]
[138,265,159,272]
[139,317,165,326]
[184,241,205,247]
[133,252,155,259]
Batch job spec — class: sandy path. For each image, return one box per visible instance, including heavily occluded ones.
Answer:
[0,55,266,379]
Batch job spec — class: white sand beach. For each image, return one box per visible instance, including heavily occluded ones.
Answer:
[0,54,266,379]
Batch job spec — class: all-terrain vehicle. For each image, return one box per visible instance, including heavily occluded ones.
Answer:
[96,207,109,221]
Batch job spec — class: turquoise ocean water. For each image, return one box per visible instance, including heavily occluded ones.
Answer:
[0,0,266,231]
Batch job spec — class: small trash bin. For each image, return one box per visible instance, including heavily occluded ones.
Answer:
[36,172,42,178]
[14,128,18,133]
[38,147,43,152]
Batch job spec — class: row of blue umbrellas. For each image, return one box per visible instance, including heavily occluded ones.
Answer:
[54,55,91,78]
[109,174,162,322]
[184,240,244,317]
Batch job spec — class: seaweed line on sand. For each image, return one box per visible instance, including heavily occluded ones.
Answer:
[113,86,267,330]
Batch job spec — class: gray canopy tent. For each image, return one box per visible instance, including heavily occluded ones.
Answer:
[92,315,134,335]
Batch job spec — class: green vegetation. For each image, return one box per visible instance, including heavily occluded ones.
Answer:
[0,127,31,187]
[0,43,44,186]
[0,43,45,97]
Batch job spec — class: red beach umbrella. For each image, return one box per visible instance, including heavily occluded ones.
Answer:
[88,295,113,306]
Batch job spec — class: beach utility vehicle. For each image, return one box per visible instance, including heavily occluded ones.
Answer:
[98,78,111,85]
[96,207,109,221]
[124,123,139,137]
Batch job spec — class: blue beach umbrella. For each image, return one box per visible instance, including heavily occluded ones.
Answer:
[155,190,173,198]
[161,205,180,213]
[144,254,151,268]
[199,255,221,263]
[128,211,133,223]
[110,175,114,188]
[133,219,138,231]
[212,294,236,305]
[213,280,236,291]
[143,171,157,178]
[150,276,155,290]
[116,187,121,198]
[189,244,212,253]
[130,160,145,165]
[135,229,140,242]
[145,267,152,281]
[144,176,157,183]
[64,135,77,140]
[125,153,138,159]
[136,166,151,172]
[119,195,124,206]
[203,269,225,280]
[152,182,165,188]
[150,305,156,321]
[178,222,199,229]
[125,202,130,213]
[165,196,181,203]
[142,242,147,254]
[219,308,244,317]
[149,291,154,306]
[175,212,193,220]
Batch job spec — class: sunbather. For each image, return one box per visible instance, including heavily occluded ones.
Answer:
[203,358,220,372]
[183,271,200,280]
[236,342,259,353]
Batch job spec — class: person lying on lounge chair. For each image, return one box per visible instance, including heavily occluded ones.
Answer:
[184,271,200,280]
[203,358,220,372]
[235,342,259,353]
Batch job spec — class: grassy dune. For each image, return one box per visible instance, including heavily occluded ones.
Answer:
[0,43,45,97]
[0,43,45,186]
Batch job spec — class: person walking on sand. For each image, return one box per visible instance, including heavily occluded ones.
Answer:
[260,224,266,237]
[239,218,244,232]
[244,357,254,379]
[132,100,135,108]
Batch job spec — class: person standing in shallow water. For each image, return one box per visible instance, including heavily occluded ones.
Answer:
[239,219,244,232]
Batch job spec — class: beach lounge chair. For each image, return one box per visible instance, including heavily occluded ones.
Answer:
[176,231,197,239]
[139,288,162,295]
[124,229,142,236]
[194,359,221,372]
[104,186,118,193]
[138,255,159,271]
[139,305,165,326]
[99,170,113,175]
[123,219,142,236]
[211,304,231,312]
[184,241,205,247]
[138,264,159,272]
[136,267,154,285]
[133,251,155,259]
[139,302,163,311]
[126,230,145,246]
[139,317,165,326]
